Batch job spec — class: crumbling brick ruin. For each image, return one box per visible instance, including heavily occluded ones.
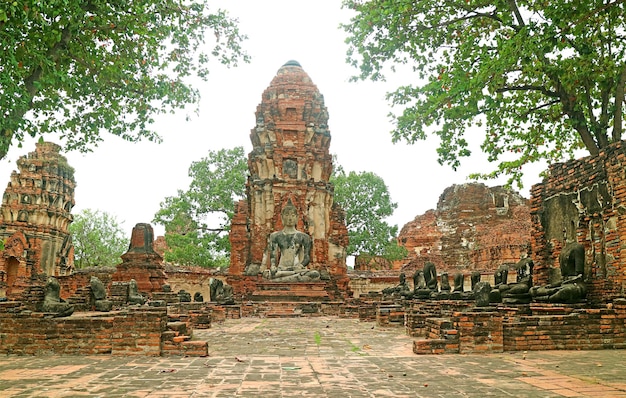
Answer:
[112,223,167,293]
[400,142,626,354]
[0,220,213,357]
[395,183,531,274]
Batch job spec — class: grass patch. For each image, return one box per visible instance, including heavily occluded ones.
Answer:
[314,331,321,346]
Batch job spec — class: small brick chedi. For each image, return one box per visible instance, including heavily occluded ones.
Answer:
[112,223,167,293]
[0,142,75,298]
[228,60,349,298]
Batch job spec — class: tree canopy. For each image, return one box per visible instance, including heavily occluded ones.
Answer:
[0,1,248,160]
[342,0,626,186]
[331,167,406,261]
[69,208,126,268]
[153,146,247,267]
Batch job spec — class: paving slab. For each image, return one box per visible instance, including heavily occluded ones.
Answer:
[0,316,625,397]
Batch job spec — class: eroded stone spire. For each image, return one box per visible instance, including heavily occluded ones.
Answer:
[228,61,349,298]
[0,142,76,298]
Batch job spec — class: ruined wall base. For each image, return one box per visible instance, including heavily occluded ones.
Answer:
[0,304,166,356]
[405,299,626,354]
[0,302,210,357]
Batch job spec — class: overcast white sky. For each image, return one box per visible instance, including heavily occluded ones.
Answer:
[0,1,545,238]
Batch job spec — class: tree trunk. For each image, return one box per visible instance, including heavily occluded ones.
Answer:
[0,130,12,161]
[613,65,626,141]
[0,26,72,161]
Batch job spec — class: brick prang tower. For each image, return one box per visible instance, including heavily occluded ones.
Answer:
[228,60,349,298]
[0,142,75,298]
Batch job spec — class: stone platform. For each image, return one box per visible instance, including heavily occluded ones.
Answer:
[249,282,330,302]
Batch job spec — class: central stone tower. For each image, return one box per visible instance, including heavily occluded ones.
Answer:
[228,60,349,299]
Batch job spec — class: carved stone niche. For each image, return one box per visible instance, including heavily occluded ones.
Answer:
[0,231,29,298]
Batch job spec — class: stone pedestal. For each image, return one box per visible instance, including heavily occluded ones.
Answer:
[250,282,330,302]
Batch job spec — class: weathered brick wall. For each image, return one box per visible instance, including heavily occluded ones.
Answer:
[376,303,404,327]
[0,304,165,356]
[404,300,475,338]
[52,265,214,304]
[503,301,626,351]
[165,265,215,302]
[456,311,503,354]
[58,268,115,300]
[349,275,399,298]
[530,141,626,302]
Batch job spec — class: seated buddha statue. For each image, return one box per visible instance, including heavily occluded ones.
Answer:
[262,201,320,282]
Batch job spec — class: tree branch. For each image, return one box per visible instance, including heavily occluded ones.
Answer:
[599,75,612,132]
[530,41,600,154]
[506,0,525,27]
[572,0,626,27]
[415,7,503,32]
[518,99,560,118]
[560,91,599,155]
[582,79,608,147]
[496,85,558,97]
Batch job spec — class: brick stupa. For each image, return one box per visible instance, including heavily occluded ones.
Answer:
[0,142,75,298]
[228,60,349,299]
[112,223,167,294]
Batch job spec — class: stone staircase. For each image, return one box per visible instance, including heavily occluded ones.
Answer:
[161,316,208,357]
[411,310,504,354]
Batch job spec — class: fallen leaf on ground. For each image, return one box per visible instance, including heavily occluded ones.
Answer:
[158,369,176,373]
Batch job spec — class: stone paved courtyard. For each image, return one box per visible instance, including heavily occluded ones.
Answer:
[1,316,625,397]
